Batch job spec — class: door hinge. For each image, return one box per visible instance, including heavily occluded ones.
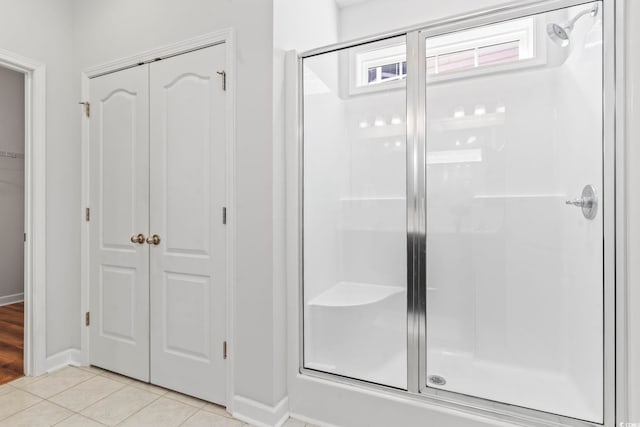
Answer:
[85,311,90,326]
[85,207,91,222]
[222,207,227,225]
[216,70,227,91]
[223,341,227,359]
[79,101,90,118]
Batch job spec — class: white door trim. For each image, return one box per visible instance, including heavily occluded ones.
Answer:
[0,47,47,377]
[80,28,237,410]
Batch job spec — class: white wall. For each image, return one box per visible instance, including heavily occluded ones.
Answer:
[273,0,340,404]
[338,0,517,41]
[274,0,339,53]
[0,67,24,303]
[71,0,286,414]
[0,0,79,358]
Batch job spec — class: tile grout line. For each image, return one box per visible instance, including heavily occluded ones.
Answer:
[80,380,163,426]
[2,367,110,425]
[46,399,103,426]
[0,393,81,424]
[35,375,95,404]
[44,370,101,401]
[52,409,109,427]
[74,368,190,425]
[111,390,165,426]
[163,392,208,409]
[0,368,89,421]
[0,391,42,422]
[0,368,98,423]
[47,374,128,416]
[176,406,200,427]
[50,410,78,427]
[5,366,275,427]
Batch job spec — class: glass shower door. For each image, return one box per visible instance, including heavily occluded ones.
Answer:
[423,3,604,423]
[302,36,408,389]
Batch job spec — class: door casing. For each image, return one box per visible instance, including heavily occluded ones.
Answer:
[80,28,237,410]
[0,48,47,377]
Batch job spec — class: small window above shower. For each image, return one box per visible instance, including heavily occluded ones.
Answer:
[348,16,546,95]
[424,17,537,79]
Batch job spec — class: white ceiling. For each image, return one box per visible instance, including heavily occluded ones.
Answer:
[335,0,372,9]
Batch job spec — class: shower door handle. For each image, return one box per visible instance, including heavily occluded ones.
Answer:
[565,184,597,220]
[565,199,585,207]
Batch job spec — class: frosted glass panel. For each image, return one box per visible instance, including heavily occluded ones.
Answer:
[302,36,407,389]
[425,3,603,423]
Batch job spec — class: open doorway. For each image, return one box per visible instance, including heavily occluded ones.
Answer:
[0,65,25,384]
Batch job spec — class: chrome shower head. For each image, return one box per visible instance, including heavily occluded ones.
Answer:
[546,2,599,47]
[547,23,570,47]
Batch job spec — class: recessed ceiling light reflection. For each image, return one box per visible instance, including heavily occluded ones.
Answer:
[359,121,370,128]
[467,136,477,144]
[374,118,386,127]
[453,107,465,119]
[496,103,506,114]
[394,141,402,147]
[474,104,486,116]
[391,116,402,125]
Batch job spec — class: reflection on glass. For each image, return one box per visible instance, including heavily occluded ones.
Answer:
[302,36,408,389]
[438,49,475,74]
[477,40,520,66]
[426,17,535,76]
[425,3,603,423]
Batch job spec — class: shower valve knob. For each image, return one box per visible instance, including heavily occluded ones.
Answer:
[565,185,598,220]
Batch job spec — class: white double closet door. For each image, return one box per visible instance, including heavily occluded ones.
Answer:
[89,44,227,404]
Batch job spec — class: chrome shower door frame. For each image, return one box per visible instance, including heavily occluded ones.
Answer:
[298,0,620,426]
[413,1,616,426]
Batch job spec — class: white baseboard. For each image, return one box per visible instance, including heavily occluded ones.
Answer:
[232,395,289,427]
[289,412,337,427]
[45,349,82,373]
[0,293,24,307]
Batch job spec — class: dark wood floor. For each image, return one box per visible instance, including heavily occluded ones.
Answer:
[0,302,23,384]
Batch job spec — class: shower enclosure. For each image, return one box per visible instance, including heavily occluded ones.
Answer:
[300,1,614,426]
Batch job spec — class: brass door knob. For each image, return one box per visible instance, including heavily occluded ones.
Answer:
[146,234,161,245]
[130,233,145,244]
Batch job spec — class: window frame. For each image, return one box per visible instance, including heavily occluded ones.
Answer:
[347,15,548,96]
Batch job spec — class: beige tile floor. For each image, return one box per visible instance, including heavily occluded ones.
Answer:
[0,366,317,427]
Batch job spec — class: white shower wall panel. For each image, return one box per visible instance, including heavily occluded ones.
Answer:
[425,4,603,420]
[302,94,346,302]
[339,89,406,288]
[426,67,568,371]
[555,12,604,411]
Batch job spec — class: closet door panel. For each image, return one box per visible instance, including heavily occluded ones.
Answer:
[149,44,227,404]
[89,65,150,381]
